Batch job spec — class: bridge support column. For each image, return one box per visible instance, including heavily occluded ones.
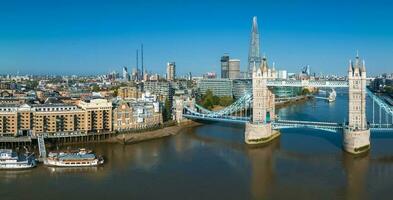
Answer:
[245,122,280,145]
[343,128,370,154]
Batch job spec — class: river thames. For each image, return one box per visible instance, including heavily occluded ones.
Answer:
[1,92,393,200]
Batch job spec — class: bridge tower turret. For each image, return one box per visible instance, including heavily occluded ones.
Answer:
[245,57,280,144]
[343,53,370,154]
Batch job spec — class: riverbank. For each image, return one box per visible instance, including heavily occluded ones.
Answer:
[275,95,312,109]
[108,120,202,144]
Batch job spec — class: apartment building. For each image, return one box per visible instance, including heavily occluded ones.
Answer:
[0,98,113,136]
[113,100,162,131]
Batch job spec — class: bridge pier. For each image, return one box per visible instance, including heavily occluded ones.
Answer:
[245,122,280,145]
[343,128,370,154]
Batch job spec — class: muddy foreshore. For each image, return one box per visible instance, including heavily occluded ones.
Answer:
[109,95,312,145]
[108,121,202,144]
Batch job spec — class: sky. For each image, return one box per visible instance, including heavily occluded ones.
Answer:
[0,0,392,76]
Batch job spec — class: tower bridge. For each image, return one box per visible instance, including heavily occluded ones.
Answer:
[176,17,393,154]
[179,52,393,154]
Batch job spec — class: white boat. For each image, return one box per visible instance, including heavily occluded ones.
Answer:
[328,89,337,102]
[0,149,36,169]
[44,148,104,167]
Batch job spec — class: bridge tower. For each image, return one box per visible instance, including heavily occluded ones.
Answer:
[245,57,280,144]
[343,53,370,154]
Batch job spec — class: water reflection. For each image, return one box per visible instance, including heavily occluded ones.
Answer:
[1,91,393,199]
[342,153,369,200]
[46,166,103,174]
[246,140,279,199]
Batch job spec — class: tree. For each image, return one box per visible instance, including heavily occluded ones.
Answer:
[385,86,393,95]
[91,85,100,92]
[199,90,234,109]
[113,89,119,97]
[301,88,311,95]
[219,96,233,107]
[162,98,172,122]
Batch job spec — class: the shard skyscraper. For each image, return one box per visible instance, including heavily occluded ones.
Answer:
[248,16,261,78]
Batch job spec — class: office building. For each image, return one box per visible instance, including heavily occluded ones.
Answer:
[166,62,176,81]
[221,55,229,79]
[123,66,130,81]
[277,70,288,79]
[248,16,261,78]
[143,81,174,103]
[197,79,233,97]
[228,59,240,79]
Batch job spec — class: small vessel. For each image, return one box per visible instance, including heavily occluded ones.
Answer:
[45,148,104,167]
[0,149,36,169]
[328,89,337,102]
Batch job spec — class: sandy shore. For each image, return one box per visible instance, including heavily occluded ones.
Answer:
[108,121,202,144]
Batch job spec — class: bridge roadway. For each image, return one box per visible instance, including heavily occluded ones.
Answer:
[266,80,393,118]
[266,80,349,88]
[183,112,393,133]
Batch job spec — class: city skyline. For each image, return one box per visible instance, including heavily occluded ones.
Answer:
[1,0,393,76]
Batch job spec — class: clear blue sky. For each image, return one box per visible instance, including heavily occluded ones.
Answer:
[0,0,392,76]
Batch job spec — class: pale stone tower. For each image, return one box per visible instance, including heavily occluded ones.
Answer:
[245,57,279,144]
[343,53,370,154]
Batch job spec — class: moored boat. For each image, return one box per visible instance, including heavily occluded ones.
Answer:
[44,148,104,167]
[0,149,36,169]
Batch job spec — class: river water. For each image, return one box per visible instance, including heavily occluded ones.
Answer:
[1,92,393,200]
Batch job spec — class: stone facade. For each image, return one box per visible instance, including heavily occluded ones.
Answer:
[343,54,370,154]
[245,57,279,144]
[173,96,195,123]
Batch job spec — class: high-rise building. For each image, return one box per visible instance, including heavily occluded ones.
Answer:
[123,66,130,81]
[228,59,240,79]
[131,68,138,81]
[166,62,176,81]
[248,16,261,78]
[277,70,288,79]
[221,55,229,79]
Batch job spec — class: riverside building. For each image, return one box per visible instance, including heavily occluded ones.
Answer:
[112,100,162,131]
[0,98,113,137]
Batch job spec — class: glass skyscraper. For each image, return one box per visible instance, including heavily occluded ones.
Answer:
[248,16,262,78]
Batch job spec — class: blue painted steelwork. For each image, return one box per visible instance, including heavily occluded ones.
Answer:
[266,80,349,88]
[183,86,393,132]
[367,88,393,117]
